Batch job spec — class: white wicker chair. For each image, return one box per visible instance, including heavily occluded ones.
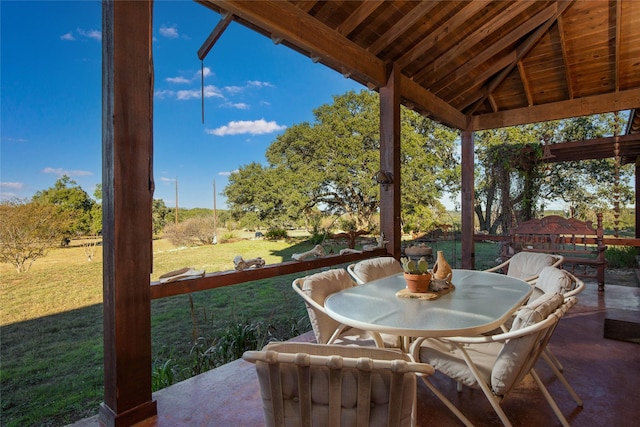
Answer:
[243,341,434,427]
[292,269,399,348]
[529,267,585,406]
[347,257,404,285]
[485,251,564,283]
[410,293,576,427]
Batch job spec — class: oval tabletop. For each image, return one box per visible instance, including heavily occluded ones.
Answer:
[324,269,533,338]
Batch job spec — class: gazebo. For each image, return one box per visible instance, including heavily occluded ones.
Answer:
[100,1,640,425]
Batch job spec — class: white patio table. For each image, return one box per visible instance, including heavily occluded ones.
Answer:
[324,270,532,342]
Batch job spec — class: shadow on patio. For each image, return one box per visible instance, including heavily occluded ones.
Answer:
[72,279,639,427]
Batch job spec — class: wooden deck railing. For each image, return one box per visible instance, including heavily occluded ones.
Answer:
[150,248,387,299]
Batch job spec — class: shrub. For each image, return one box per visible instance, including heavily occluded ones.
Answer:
[163,216,216,246]
[605,246,638,268]
[265,227,288,240]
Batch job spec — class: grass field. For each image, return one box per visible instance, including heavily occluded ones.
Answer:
[0,232,503,426]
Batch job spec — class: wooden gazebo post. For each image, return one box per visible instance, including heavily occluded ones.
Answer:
[100,0,157,425]
[461,118,475,269]
[379,63,402,259]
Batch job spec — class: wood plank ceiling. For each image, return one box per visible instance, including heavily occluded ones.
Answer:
[198,0,640,133]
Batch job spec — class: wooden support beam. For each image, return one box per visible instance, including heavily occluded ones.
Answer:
[197,12,233,60]
[473,87,640,130]
[100,1,156,425]
[400,76,467,130]
[636,159,640,239]
[205,0,387,87]
[461,118,475,270]
[540,133,640,163]
[201,0,466,130]
[379,63,402,259]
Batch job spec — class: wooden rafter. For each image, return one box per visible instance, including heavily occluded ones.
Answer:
[296,1,318,14]
[517,60,534,106]
[336,0,383,36]
[429,3,558,97]
[426,0,534,86]
[397,1,488,70]
[465,1,573,114]
[367,1,438,55]
[451,51,515,108]
[557,14,574,99]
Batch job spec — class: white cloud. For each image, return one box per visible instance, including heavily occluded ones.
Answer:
[159,25,179,39]
[154,89,175,99]
[247,80,275,88]
[166,76,190,84]
[159,177,175,183]
[176,85,224,100]
[219,170,238,176]
[2,137,28,143]
[60,32,75,41]
[224,85,244,94]
[42,167,93,177]
[77,28,101,41]
[222,102,250,110]
[0,182,25,190]
[195,67,212,79]
[206,119,286,136]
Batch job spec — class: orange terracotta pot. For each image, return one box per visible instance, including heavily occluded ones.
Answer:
[404,272,432,293]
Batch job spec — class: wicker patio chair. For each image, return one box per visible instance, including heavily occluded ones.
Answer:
[485,251,564,284]
[347,257,404,285]
[410,293,576,427]
[292,269,399,348]
[243,341,434,427]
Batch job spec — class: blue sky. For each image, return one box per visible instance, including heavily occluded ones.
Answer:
[1,0,364,209]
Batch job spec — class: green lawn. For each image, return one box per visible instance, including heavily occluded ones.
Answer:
[0,233,503,426]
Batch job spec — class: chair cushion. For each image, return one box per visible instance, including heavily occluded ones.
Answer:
[302,269,355,344]
[530,266,574,301]
[256,343,415,427]
[353,257,403,283]
[417,339,501,390]
[507,252,558,280]
[491,293,563,395]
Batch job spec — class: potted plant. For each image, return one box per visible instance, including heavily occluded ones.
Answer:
[400,256,432,292]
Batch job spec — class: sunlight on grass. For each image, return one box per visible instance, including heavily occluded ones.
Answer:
[0,232,504,426]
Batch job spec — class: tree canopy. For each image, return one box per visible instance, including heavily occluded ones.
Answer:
[474,113,633,233]
[223,90,460,233]
[32,175,97,236]
[0,199,68,272]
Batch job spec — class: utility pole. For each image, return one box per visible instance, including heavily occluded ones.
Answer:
[175,177,179,226]
[212,180,218,244]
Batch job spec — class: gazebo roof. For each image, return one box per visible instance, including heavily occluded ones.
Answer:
[198,0,640,131]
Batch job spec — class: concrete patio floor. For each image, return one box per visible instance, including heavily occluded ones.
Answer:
[72,279,640,427]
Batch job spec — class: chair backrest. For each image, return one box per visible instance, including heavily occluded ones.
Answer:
[243,342,434,427]
[530,266,585,301]
[292,269,357,344]
[348,257,404,285]
[491,293,571,396]
[506,252,563,281]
